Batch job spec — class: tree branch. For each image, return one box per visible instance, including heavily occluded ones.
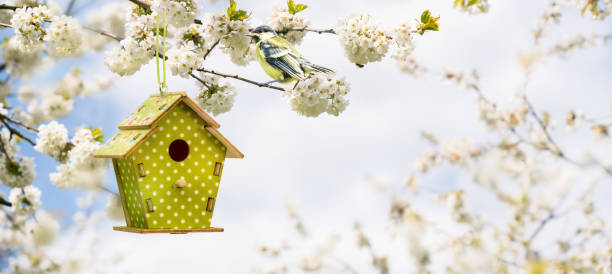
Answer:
[65,0,78,15]
[189,72,210,89]
[0,196,10,207]
[0,117,36,145]
[527,212,556,243]
[0,114,38,133]
[83,25,123,41]
[202,40,219,61]
[197,68,285,92]
[279,27,337,35]
[0,4,19,10]
[128,0,150,11]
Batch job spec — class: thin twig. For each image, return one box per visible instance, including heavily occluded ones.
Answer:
[128,0,150,11]
[190,72,211,89]
[0,117,36,145]
[83,25,123,41]
[65,0,77,15]
[0,22,13,28]
[0,114,38,133]
[197,68,286,91]
[279,27,337,35]
[202,40,219,61]
[528,212,556,242]
[98,186,120,197]
[71,0,100,15]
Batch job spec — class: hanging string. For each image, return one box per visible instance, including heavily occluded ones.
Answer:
[155,10,168,96]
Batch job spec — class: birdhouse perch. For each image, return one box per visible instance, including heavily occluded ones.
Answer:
[94,92,243,234]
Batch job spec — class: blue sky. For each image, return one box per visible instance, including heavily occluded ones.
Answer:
[2,0,612,272]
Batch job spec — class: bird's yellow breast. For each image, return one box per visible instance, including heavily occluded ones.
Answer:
[256,42,282,79]
[255,41,296,84]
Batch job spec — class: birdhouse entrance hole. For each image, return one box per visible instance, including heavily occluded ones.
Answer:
[169,139,189,162]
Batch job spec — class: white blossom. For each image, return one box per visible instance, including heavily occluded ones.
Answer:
[2,36,42,78]
[50,128,107,189]
[9,186,41,215]
[517,48,544,69]
[0,102,7,116]
[268,6,310,45]
[40,92,74,120]
[0,82,10,100]
[85,2,130,51]
[0,155,35,188]
[337,14,390,65]
[412,150,439,173]
[34,121,69,159]
[152,0,198,28]
[567,0,612,19]
[167,41,203,78]
[45,15,84,58]
[203,12,253,66]
[454,0,490,14]
[104,38,152,76]
[440,139,482,164]
[30,211,59,246]
[105,195,125,221]
[286,74,350,117]
[125,14,157,50]
[0,227,28,248]
[17,86,36,103]
[392,47,424,75]
[392,23,414,49]
[9,6,49,52]
[195,74,237,116]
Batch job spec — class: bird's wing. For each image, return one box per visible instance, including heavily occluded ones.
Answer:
[260,38,306,80]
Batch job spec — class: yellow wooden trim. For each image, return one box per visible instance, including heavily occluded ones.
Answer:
[113,226,224,234]
[149,91,187,97]
[181,96,221,128]
[204,126,244,159]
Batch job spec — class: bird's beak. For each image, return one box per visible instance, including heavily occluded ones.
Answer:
[246,33,256,37]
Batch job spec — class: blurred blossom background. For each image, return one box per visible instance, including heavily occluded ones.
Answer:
[0,0,611,273]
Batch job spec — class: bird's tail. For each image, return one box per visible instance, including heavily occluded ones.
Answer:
[302,60,335,76]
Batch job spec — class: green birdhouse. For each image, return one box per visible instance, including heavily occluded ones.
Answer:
[94,92,243,234]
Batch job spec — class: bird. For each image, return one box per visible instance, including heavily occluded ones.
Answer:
[247,25,334,85]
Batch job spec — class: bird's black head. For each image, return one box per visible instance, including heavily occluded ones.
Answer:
[248,25,276,43]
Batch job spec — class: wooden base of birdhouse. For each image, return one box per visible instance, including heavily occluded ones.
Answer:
[113,226,224,234]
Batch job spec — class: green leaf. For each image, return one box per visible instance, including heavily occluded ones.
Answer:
[421,10,431,23]
[227,0,250,21]
[227,0,237,18]
[294,4,308,13]
[89,128,105,143]
[287,0,308,15]
[416,10,440,35]
[467,0,479,6]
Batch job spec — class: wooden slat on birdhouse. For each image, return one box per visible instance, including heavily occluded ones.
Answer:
[113,159,132,227]
[137,163,146,177]
[206,197,215,212]
[145,198,154,213]
[213,162,223,176]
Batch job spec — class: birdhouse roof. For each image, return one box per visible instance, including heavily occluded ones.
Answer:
[94,92,243,159]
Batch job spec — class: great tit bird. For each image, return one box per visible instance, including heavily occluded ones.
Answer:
[248,25,334,85]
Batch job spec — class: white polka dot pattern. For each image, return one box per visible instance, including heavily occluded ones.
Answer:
[120,102,228,229]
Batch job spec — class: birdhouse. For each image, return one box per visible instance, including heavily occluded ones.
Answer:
[94,92,243,234]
